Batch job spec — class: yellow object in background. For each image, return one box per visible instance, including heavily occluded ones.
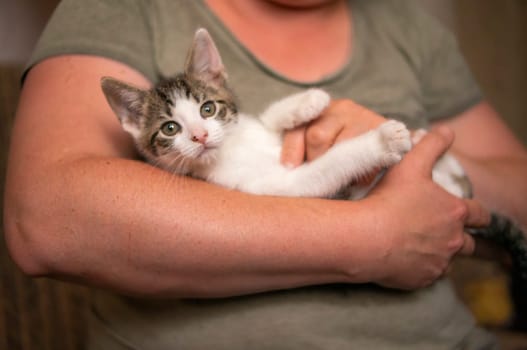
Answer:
[463,276,513,327]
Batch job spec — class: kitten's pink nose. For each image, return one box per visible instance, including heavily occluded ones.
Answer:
[191,131,208,144]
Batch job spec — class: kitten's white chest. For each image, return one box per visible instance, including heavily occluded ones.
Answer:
[194,115,285,190]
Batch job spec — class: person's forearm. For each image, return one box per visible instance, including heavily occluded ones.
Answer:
[5,156,380,298]
[455,153,527,231]
[1,56,386,297]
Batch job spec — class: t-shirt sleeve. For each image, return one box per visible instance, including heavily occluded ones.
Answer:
[410,4,482,120]
[24,0,157,82]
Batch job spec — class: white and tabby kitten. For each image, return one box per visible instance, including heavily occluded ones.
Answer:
[101,29,526,306]
[101,29,412,199]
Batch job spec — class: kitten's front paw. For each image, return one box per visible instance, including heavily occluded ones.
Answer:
[379,120,412,165]
[294,89,330,123]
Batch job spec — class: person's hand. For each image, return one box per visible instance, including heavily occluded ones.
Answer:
[281,99,386,167]
[365,127,490,290]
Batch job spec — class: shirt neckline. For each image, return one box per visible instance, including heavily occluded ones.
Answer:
[199,0,363,87]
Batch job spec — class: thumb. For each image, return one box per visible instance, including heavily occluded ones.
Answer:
[402,126,454,175]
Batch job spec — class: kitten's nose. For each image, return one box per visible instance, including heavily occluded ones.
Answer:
[191,131,208,144]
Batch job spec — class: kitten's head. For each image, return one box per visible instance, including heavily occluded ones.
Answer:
[101,28,237,173]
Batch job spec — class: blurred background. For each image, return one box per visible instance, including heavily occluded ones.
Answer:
[1,0,526,349]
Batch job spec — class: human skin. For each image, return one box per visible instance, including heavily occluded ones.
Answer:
[3,1,493,298]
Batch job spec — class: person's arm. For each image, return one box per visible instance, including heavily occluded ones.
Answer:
[4,55,486,298]
[433,101,527,231]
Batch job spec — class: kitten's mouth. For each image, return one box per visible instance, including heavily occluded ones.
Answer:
[196,145,217,158]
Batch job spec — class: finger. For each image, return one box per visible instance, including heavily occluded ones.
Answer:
[305,112,344,161]
[401,126,454,175]
[458,232,475,255]
[463,198,491,228]
[333,107,386,145]
[281,126,306,168]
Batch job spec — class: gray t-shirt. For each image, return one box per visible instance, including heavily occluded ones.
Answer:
[28,0,495,349]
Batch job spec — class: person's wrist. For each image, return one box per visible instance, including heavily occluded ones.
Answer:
[340,198,392,284]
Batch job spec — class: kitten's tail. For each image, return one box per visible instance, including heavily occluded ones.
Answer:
[468,213,527,280]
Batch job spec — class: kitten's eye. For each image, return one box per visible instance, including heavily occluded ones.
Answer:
[160,121,180,136]
[200,101,216,118]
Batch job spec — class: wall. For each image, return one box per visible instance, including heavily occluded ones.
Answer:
[0,0,58,64]
[455,0,527,144]
[423,0,527,144]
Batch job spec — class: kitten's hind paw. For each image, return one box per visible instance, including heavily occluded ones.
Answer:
[294,89,330,124]
[379,120,412,165]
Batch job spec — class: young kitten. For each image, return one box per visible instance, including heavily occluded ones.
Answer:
[102,28,526,322]
[101,29,412,199]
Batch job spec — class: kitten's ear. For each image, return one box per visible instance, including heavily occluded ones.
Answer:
[184,28,227,87]
[101,77,146,138]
